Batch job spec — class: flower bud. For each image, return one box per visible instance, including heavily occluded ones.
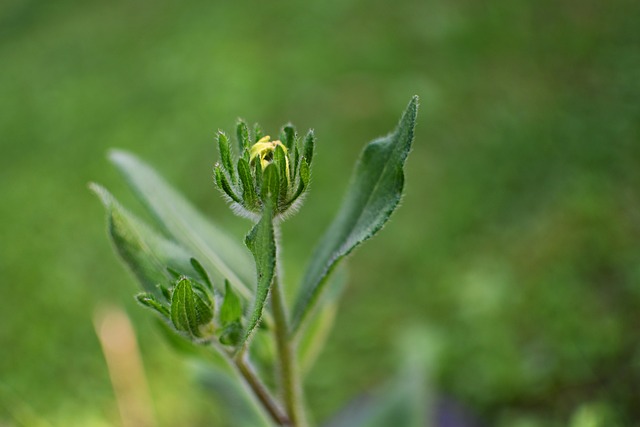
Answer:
[213,122,314,219]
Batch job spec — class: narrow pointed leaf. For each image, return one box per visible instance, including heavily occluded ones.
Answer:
[286,158,310,207]
[158,284,172,302]
[303,129,316,166]
[293,144,301,178]
[136,293,170,318]
[236,119,250,152]
[282,124,296,151]
[237,158,258,209]
[220,280,243,326]
[218,131,236,184]
[190,257,213,291]
[242,200,276,343]
[253,157,263,194]
[215,164,242,204]
[108,151,253,299]
[292,96,419,333]
[90,183,197,295]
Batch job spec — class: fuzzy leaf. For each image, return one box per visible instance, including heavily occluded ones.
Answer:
[237,157,258,210]
[242,199,276,344]
[190,257,213,291]
[215,164,242,204]
[136,293,170,318]
[236,119,250,152]
[286,158,310,207]
[90,183,197,295]
[218,131,236,184]
[282,124,296,152]
[303,129,315,166]
[171,277,214,338]
[292,96,418,333]
[108,150,253,299]
[273,144,289,200]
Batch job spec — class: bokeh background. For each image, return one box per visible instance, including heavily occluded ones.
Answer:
[1,0,639,425]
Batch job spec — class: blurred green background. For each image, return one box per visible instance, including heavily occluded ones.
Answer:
[1,0,639,425]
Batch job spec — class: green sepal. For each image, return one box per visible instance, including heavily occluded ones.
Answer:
[286,158,310,207]
[236,119,250,152]
[273,144,289,201]
[303,129,315,166]
[170,277,214,338]
[136,292,170,318]
[253,156,263,195]
[253,123,264,142]
[261,163,280,210]
[190,257,213,291]
[166,266,181,280]
[158,284,172,302]
[217,131,235,184]
[242,198,276,344]
[214,164,242,204]
[237,157,258,210]
[293,144,301,179]
[220,280,243,326]
[281,124,296,152]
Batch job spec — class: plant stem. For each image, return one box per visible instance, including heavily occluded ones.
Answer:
[271,275,309,427]
[234,352,290,425]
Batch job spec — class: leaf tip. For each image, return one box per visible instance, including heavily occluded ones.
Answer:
[88,182,112,208]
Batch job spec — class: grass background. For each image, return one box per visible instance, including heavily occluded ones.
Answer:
[1,0,639,425]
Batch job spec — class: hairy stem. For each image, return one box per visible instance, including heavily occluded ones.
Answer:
[234,352,290,425]
[272,274,308,427]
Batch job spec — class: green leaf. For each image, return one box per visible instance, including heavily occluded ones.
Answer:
[220,280,243,326]
[242,199,276,344]
[170,277,214,338]
[236,119,250,152]
[136,293,170,318]
[292,96,419,333]
[89,183,197,295]
[190,257,213,291]
[237,157,258,210]
[214,164,242,204]
[108,150,253,299]
[217,131,236,184]
[303,129,315,166]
